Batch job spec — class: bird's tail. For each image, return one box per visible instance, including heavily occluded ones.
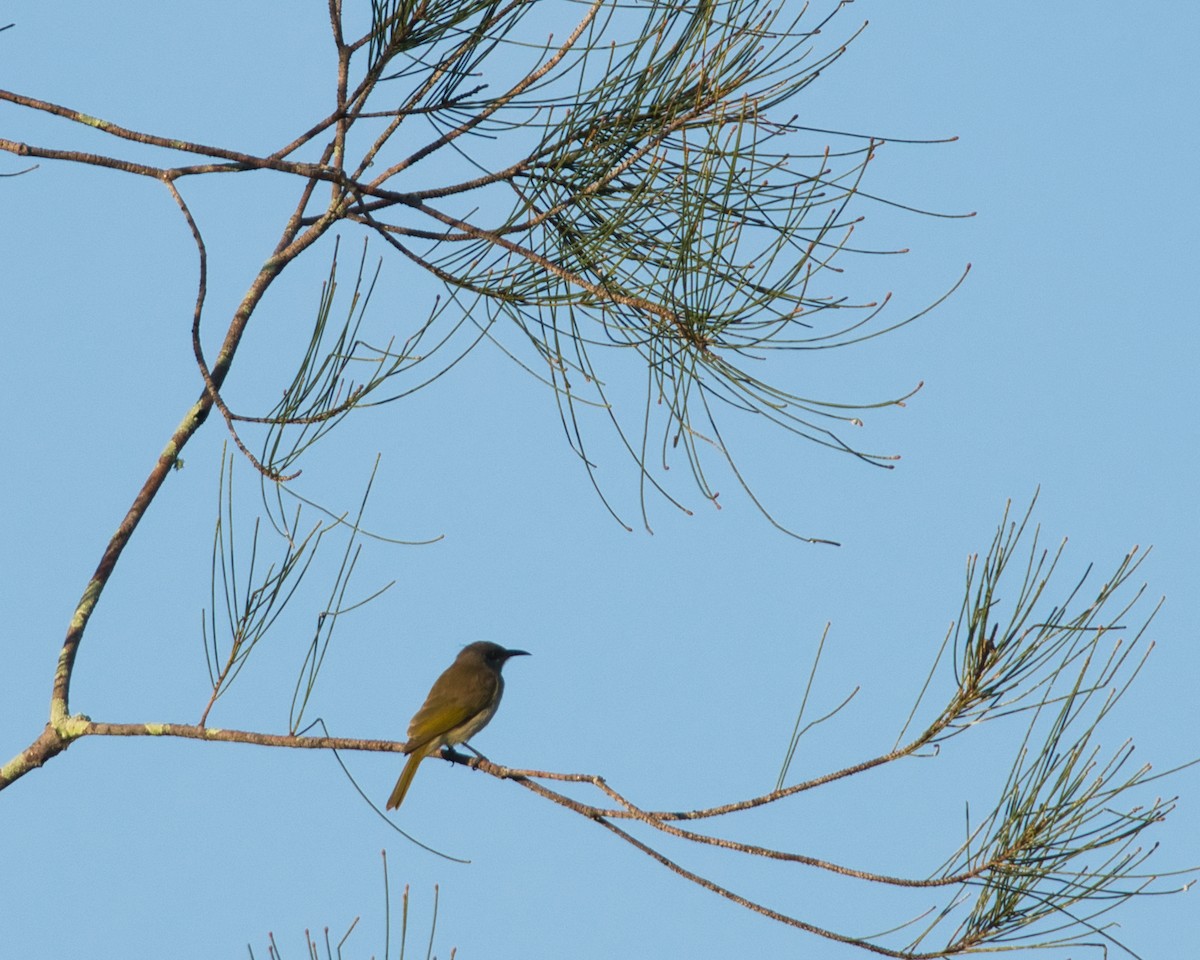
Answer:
[386,750,425,810]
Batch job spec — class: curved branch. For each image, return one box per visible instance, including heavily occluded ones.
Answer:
[46,175,340,729]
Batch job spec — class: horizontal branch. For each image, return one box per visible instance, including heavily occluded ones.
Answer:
[0,717,409,791]
[85,720,404,753]
[0,87,330,169]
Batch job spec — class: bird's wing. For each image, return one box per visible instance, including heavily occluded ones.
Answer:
[404,664,499,750]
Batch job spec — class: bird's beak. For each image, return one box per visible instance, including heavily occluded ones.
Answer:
[504,649,531,659]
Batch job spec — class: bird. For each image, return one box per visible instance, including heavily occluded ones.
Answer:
[386,641,530,811]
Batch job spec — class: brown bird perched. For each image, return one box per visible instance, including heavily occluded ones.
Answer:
[386,641,530,811]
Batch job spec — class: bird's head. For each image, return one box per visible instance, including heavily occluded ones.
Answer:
[460,640,530,671]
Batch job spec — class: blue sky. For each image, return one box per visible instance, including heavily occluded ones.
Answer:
[2,2,1197,958]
